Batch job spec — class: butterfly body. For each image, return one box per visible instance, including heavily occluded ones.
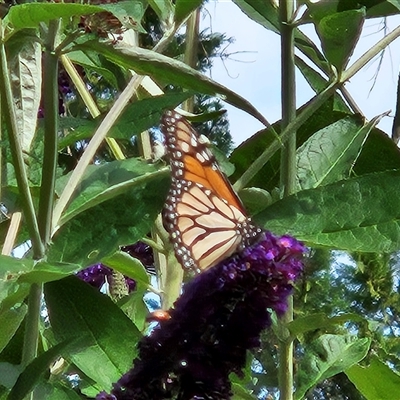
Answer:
[161,111,261,272]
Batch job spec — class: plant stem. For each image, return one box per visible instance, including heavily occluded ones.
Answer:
[278,1,296,399]
[38,19,60,245]
[342,24,400,83]
[21,283,42,367]
[182,9,200,112]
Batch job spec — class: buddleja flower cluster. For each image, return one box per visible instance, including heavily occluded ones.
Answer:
[97,231,305,400]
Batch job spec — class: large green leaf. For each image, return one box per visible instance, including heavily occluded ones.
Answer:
[230,104,351,191]
[8,35,41,153]
[0,255,34,277]
[314,8,366,72]
[4,3,105,32]
[353,126,400,175]
[296,114,379,190]
[255,170,400,252]
[288,313,364,337]
[17,261,81,284]
[0,305,26,354]
[295,334,371,399]
[49,160,169,266]
[346,356,400,400]
[75,40,269,126]
[365,0,400,17]
[59,158,168,226]
[44,276,141,391]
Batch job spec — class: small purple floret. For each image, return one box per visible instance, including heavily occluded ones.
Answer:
[76,264,112,290]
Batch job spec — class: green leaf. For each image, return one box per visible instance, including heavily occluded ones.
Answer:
[366,0,400,17]
[239,187,273,215]
[102,251,149,287]
[315,9,366,72]
[346,356,400,400]
[230,104,351,191]
[295,334,371,399]
[0,255,34,277]
[57,92,194,149]
[174,0,202,25]
[99,0,147,33]
[118,287,148,331]
[109,92,195,140]
[0,280,30,317]
[44,276,141,391]
[231,0,279,32]
[59,158,167,226]
[255,170,400,253]
[288,313,365,337]
[4,3,105,32]
[353,126,400,175]
[231,0,330,73]
[24,383,82,400]
[0,362,20,389]
[67,51,118,88]
[295,55,349,112]
[147,0,174,22]
[56,117,97,150]
[296,114,382,190]
[8,35,41,152]
[76,41,269,127]
[17,261,81,284]
[0,304,26,354]
[49,162,169,266]
[231,382,257,400]
[8,340,75,400]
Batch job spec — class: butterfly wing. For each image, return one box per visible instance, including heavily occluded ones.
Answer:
[161,111,260,272]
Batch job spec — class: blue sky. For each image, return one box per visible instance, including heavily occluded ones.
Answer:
[202,1,400,146]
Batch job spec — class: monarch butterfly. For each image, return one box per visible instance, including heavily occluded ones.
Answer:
[161,110,262,272]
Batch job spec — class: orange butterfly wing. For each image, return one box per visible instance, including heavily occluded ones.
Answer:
[161,111,260,272]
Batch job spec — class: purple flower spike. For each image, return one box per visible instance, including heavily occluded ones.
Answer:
[98,231,305,400]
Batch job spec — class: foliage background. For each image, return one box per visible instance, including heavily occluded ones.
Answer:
[0,0,399,399]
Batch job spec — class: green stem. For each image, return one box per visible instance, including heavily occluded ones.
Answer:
[182,9,200,112]
[341,24,400,83]
[38,19,60,245]
[278,1,296,399]
[279,2,296,197]
[21,283,42,367]
[0,31,44,258]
